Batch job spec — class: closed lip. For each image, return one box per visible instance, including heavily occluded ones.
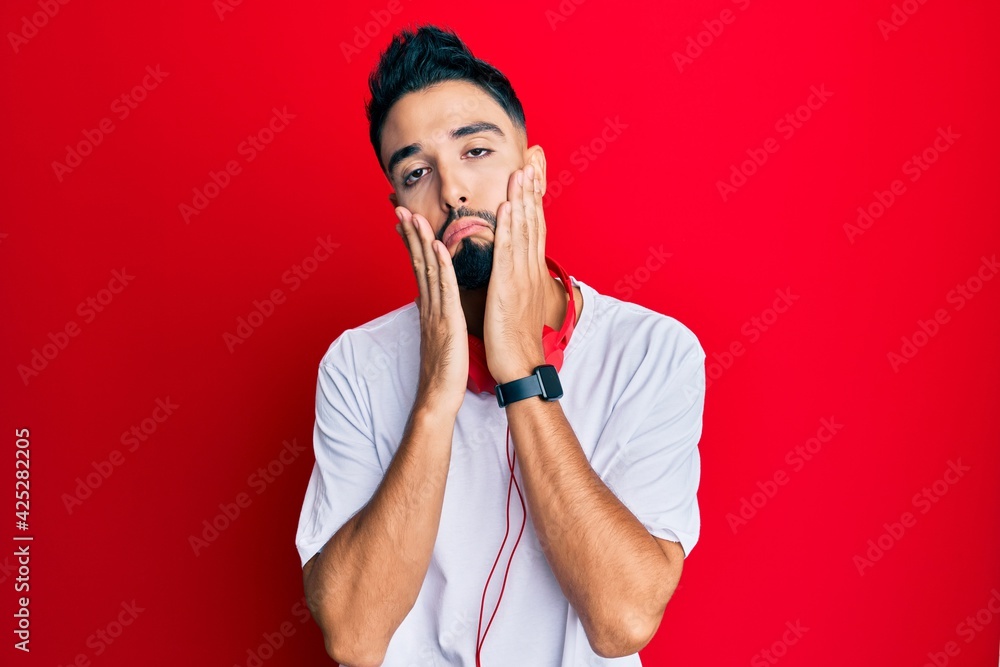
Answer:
[443,218,491,248]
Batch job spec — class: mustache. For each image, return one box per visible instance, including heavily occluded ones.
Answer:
[438,207,497,243]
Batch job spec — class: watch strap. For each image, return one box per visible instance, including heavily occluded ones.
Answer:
[494,365,563,408]
[495,374,542,407]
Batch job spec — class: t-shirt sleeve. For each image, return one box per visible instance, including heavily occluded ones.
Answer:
[608,330,706,559]
[295,334,385,567]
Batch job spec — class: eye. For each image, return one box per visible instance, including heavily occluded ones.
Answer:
[402,167,427,189]
[401,147,494,189]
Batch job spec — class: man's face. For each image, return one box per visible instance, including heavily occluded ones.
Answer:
[380,80,540,289]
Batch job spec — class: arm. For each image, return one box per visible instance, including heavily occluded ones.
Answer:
[479,165,701,657]
[505,398,682,658]
[302,205,468,666]
[302,401,455,667]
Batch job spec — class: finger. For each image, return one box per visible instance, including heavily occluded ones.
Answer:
[505,169,526,270]
[396,206,429,309]
[414,213,441,317]
[494,171,516,269]
[522,165,539,272]
[514,168,530,269]
[433,238,460,319]
[534,177,546,267]
[494,198,512,270]
[396,206,415,257]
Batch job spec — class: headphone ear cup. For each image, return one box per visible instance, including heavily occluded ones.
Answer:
[467,334,495,394]
[542,324,562,370]
[545,347,565,372]
[465,260,576,394]
[540,324,564,373]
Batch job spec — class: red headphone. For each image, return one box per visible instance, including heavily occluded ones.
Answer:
[470,256,576,665]
[466,256,577,394]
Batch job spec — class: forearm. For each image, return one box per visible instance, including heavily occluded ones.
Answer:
[305,402,455,665]
[506,399,674,656]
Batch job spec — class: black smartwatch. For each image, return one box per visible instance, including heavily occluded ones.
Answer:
[495,364,563,408]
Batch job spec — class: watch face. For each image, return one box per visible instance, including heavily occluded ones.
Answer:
[536,365,563,400]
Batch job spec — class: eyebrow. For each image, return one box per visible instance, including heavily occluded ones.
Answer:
[386,121,506,180]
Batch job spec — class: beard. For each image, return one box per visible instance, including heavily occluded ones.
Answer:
[452,236,493,290]
[442,207,497,290]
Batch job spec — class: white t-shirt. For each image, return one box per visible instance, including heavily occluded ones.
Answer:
[295,275,706,666]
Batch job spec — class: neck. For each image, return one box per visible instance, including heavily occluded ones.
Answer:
[461,275,573,340]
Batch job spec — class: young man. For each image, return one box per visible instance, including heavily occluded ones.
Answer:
[296,24,706,666]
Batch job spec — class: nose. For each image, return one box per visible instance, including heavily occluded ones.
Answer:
[437,161,469,221]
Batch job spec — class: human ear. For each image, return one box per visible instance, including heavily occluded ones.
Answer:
[524,145,547,196]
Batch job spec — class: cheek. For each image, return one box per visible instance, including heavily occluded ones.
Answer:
[478,164,514,210]
[398,190,436,223]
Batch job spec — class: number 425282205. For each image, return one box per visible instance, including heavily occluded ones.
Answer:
[15,428,30,531]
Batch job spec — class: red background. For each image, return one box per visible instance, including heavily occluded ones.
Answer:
[3,0,999,665]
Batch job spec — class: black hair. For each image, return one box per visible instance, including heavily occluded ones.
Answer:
[365,23,527,177]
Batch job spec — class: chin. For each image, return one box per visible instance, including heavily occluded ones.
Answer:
[452,235,492,255]
[452,236,494,290]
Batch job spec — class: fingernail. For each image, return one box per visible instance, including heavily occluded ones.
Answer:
[525,164,534,179]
